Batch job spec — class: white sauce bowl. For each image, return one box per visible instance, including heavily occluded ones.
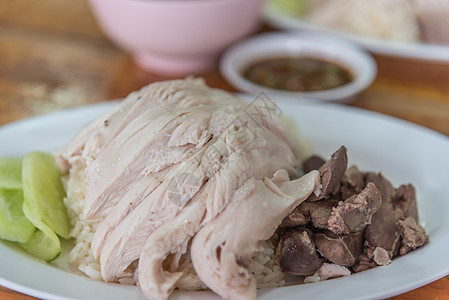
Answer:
[220,32,377,103]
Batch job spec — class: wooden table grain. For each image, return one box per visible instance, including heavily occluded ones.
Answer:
[0,1,448,299]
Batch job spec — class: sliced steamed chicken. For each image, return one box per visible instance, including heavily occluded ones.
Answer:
[190,171,319,300]
[57,78,320,300]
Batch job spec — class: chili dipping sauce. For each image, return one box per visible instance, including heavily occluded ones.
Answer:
[243,57,353,92]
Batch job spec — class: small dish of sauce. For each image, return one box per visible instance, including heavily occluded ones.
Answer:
[219,32,377,103]
[243,57,353,92]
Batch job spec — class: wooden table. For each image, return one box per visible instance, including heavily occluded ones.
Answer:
[1,1,448,299]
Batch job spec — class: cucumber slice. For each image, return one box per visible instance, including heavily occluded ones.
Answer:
[0,189,35,242]
[21,201,61,262]
[0,157,22,189]
[22,152,71,239]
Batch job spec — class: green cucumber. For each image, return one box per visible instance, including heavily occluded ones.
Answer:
[20,201,61,262]
[0,189,35,243]
[22,152,71,239]
[0,157,22,189]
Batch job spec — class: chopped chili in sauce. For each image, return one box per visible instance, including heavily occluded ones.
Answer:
[243,57,353,92]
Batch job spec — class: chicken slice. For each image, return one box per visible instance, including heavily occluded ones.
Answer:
[136,130,298,298]
[190,171,320,300]
[97,125,298,282]
[58,79,244,219]
[90,167,168,258]
[83,105,217,219]
[57,78,199,170]
[96,147,208,281]
[138,189,208,299]
[56,88,141,172]
[95,126,235,281]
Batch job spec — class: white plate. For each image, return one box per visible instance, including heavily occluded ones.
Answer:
[264,2,449,63]
[1,99,449,300]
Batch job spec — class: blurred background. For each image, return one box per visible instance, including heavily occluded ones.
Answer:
[0,0,448,136]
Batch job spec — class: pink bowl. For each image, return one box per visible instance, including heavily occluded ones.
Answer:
[88,0,265,75]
